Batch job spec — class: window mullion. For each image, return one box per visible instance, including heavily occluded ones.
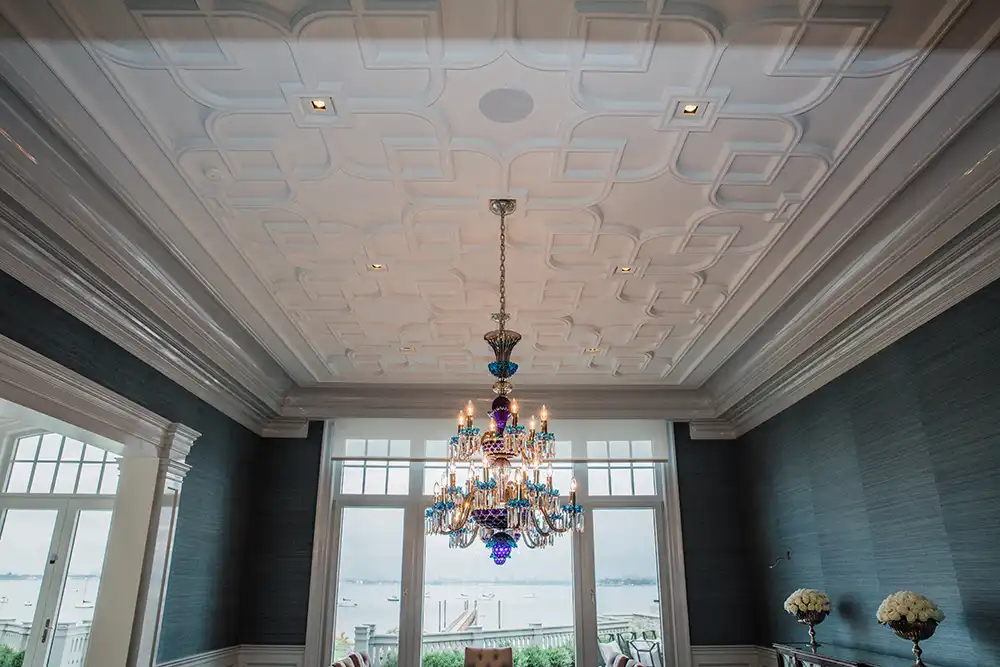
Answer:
[398,503,425,667]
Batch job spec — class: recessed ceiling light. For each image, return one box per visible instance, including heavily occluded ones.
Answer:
[682,103,699,115]
[619,266,634,274]
[370,263,385,270]
[311,99,328,110]
[586,347,600,354]
[399,346,415,353]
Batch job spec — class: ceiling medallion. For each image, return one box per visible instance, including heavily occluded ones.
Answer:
[425,199,584,565]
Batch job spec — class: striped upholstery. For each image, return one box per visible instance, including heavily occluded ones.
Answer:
[333,652,370,667]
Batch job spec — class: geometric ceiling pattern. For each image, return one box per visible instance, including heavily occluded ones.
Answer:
[29,0,965,384]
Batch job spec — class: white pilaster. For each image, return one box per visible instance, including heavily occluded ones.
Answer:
[128,424,199,667]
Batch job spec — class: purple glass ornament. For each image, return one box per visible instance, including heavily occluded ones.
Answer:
[491,395,511,434]
[472,508,508,531]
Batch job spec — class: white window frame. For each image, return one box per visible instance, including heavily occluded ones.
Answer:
[305,419,691,667]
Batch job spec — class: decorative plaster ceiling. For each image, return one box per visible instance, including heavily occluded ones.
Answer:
[1,0,991,387]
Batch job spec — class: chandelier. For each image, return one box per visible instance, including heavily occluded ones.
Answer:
[425,199,584,565]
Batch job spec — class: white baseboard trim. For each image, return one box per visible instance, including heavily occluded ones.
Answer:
[238,645,306,667]
[156,646,239,667]
[691,645,776,667]
[157,645,305,667]
[160,644,771,667]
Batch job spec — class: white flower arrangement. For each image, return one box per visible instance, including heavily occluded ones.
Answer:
[877,591,945,626]
[784,588,832,616]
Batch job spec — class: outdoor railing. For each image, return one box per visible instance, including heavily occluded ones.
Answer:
[356,614,655,667]
[0,619,91,667]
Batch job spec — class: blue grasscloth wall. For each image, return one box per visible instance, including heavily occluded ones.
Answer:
[740,277,1000,666]
[0,268,254,662]
[674,422,757,646]
[239,421,324,645]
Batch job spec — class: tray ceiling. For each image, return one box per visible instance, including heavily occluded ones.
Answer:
[1,0,990,387]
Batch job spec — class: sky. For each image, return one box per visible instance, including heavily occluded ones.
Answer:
[338,506,660,583]
[0,509,112,577]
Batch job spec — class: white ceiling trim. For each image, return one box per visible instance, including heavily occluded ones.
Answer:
[719,210,1000,438]
[280,383,716,420]
[0,74,288,433]
[708,81,1000,416]
[0,13,329,385]
[677,1,1000,386]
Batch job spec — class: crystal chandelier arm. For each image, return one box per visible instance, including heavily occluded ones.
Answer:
[438,492,475,535]
[533,504,572,535]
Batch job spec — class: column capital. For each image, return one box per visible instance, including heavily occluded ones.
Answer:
[160,423,200,463]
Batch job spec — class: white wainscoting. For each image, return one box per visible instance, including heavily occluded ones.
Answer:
[156,646,239,667]
[690,646,778,667]
[238,645,306,667]
[160,645,772,667]
[157,645,304,667]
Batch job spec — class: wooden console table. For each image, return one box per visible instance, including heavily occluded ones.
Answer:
[774,643,931,667]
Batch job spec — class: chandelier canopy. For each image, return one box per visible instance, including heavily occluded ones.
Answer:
[425,199,585,565]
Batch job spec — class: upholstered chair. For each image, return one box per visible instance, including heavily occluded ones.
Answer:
[464,647,514,667]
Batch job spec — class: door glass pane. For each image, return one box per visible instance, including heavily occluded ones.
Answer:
[0,509,59,661]
[45,510,113,667]
[593,509,663,667]
[422,528,574,667]
[333,508,404,667]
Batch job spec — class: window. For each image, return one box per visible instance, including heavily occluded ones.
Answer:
[593,509,663,667]
[422,522,574,665]
[319,419,682,667]
[332,508,405,665]
[5,433,120,495]
[341,439,410,495]
[586,440,654,496]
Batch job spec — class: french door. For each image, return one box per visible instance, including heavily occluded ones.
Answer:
[0,497,114,667]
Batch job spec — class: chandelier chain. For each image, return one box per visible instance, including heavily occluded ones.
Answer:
[498,208,507,331]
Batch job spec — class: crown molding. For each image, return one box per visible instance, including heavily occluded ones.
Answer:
[281,383,717,420]
[261,417,311,439]
[0,332,195,457]
[719,210,1000,438]
[703,85,1000,424]
[687,420,738,441]
[0,75,290,434]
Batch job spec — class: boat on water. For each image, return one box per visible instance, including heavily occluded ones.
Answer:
[387,595,400,602]
[424,592,431,598]
[23,601,32,607]
[481,592,495,600]
[338,598,357,608]
[459,593,468,598]
[76,582,95,608]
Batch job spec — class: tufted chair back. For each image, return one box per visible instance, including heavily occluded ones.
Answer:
[464,647,514,667]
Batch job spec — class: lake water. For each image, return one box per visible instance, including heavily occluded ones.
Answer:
[334,583,659,638]
[0,576,100,625]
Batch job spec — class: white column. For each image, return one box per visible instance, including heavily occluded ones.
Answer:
[84,423,198,667]
[127,424,197,667]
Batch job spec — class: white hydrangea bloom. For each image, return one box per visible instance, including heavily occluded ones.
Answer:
[877,591,945,625]
[784,589,832,617]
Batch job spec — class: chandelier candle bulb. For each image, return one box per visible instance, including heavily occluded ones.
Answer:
[511,401,519,426]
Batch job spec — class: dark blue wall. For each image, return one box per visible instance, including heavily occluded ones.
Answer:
[239,421,324,645]
[740,277,1000,666]
[0,269,255,661]
[674,423,757,646]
